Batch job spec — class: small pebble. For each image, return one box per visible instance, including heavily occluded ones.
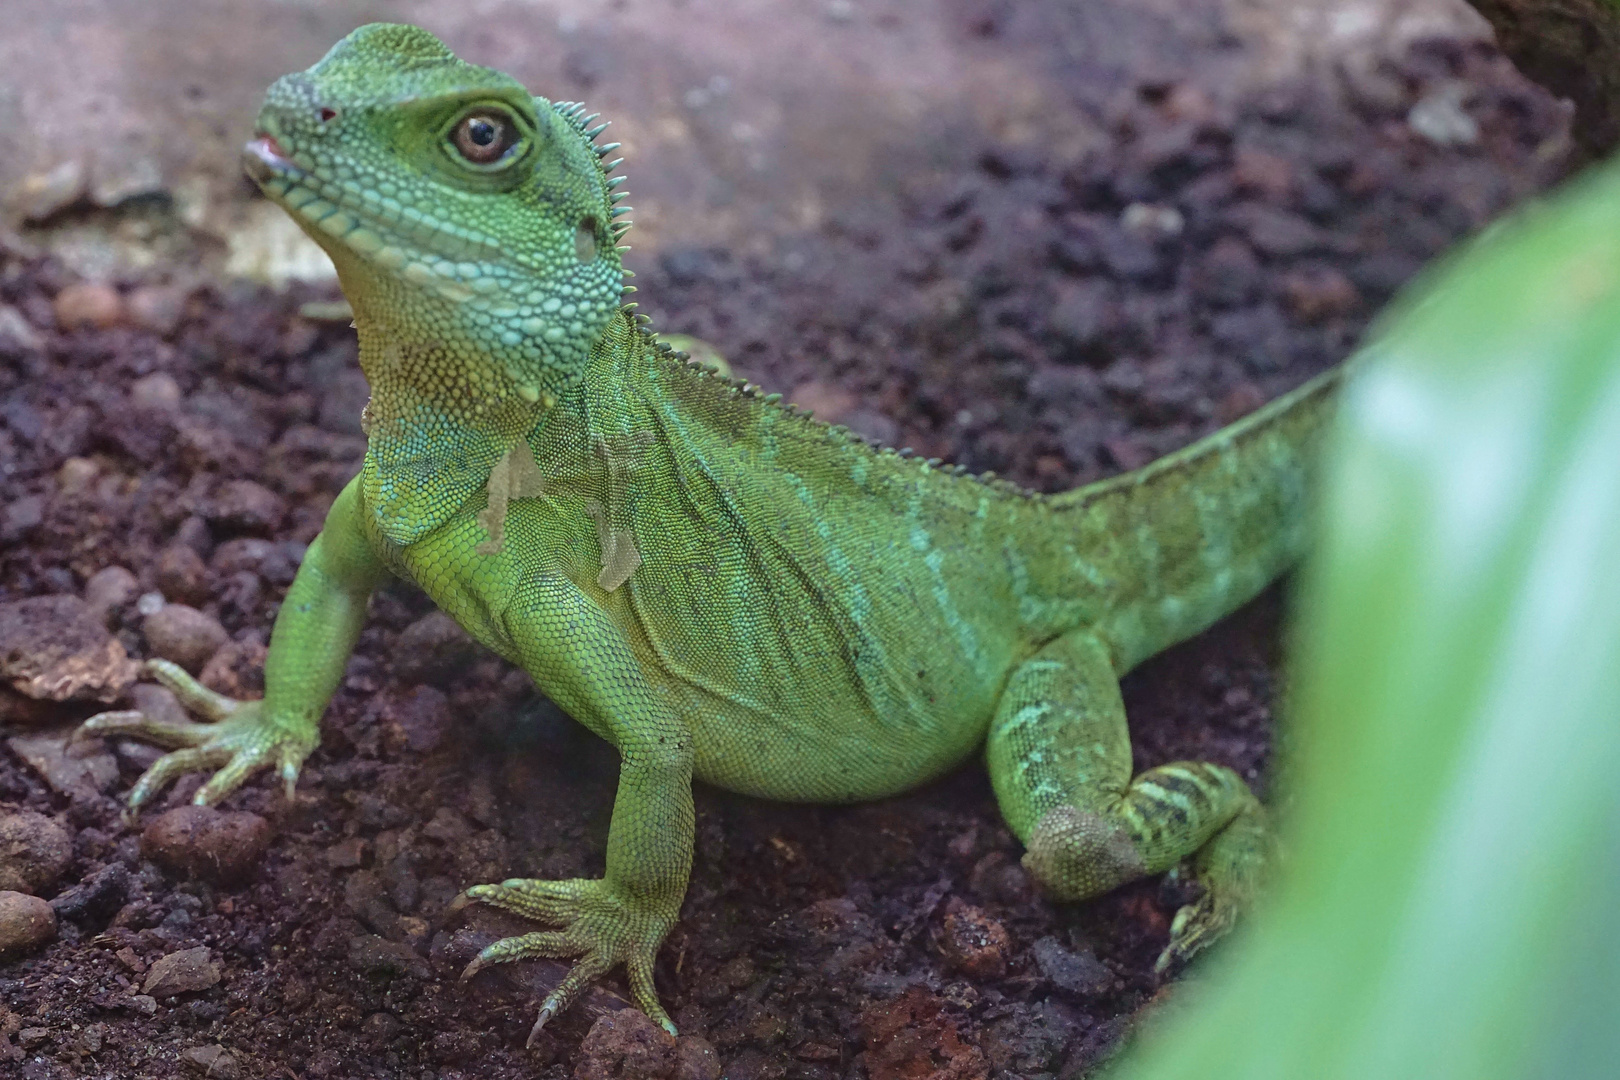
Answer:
[361,1011,402,1043]
[936,900,1010,979]
[83,565,138,623]
[324,837,369,870]
[575,1009,677,1080]
[155,545,210,606]
[130,993,158,1015]
[126,285,188,336]
[142,945,220,997]
[17,159,88,222]
[114,738,166,774]
[387,684,451,753]
[1280,266,1360,324]
[0,593,139,702]
[142,806,272,884]
[1030,935,1113,996]
[180,1044,242,1080]
[1216,383,1269,425]
[53,282,124,330]
[0,811,73,895]
[0,687,63,728]
[49,861,130,924]
[206,479,286,535]
[1408,81,1479,148]
[675,1036,721,1080]
[131,682,189,726]
[0,303,43,351]
[393,612,481,684]
[1120,202,1184,238]
[0,891,56,957]
[1230,147,1296,202]
[197,637,266,699]
[143,604,229,671]
[7,731,119,801]
[56,456,102,495]
[130,372,183,411]
[0,494,44,544]
[174,515,214,557]
[347,934,430,979]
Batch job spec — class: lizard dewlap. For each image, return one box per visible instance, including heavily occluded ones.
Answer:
[86,22,1342,1039]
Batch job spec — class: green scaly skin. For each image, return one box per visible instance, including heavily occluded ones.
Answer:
[80,24,1341,1039]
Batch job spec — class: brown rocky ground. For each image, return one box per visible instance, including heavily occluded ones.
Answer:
[0,17,1571,1080]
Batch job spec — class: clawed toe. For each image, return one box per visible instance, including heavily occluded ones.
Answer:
[526,1002,559,1047]
[452,876,676,1037]
[1154,895,1235,973]
[74,664,315,817]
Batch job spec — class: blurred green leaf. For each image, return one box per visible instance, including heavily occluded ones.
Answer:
[1110,159,1620,1080]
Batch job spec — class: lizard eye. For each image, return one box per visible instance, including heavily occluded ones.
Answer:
[451,109,520,165]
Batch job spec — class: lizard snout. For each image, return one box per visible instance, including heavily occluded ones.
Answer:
[241,135,295,184]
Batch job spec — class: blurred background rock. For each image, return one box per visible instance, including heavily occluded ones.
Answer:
[0,0,1503,289]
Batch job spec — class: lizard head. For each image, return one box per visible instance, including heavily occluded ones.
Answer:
[242,23,628,406]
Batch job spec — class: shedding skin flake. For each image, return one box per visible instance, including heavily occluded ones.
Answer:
[475,439,547,554]
[585,498,641,592]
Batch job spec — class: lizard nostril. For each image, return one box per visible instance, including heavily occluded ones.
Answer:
[317,106,339,123]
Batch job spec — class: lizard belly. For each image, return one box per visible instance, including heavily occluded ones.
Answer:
[380,479,1025,804]
[625,540,1019,803]
[676,678,992,803]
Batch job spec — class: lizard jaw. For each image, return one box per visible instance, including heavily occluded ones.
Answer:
[241,135,298,184]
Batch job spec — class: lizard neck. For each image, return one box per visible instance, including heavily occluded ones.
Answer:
[527,310,658,494]
[350,286,551,547]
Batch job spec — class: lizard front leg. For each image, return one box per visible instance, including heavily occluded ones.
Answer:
[77,477,385,813]
[456,571,694,1040]
[986,630,1270,969]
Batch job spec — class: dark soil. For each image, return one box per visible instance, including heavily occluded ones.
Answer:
[0,33,1568,1080]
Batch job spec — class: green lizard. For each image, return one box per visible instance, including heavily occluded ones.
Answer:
[80,23,1340,1040]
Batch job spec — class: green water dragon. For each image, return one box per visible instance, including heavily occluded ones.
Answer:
[81,23,1340,1041]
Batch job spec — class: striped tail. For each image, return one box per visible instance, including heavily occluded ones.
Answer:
[1053,366,1343,673]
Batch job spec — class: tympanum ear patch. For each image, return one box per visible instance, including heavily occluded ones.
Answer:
[575,219,598,263]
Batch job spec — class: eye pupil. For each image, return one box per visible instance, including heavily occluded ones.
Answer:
[452,111,518,165]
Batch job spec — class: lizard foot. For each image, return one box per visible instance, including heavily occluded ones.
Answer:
[1154,887,1237,974]
[74,659,316,817]
[456,876,676,1044]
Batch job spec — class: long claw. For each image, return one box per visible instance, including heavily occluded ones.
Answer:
[461,931,583,988]
[627,954,676,1034]
[453,877,676,1036]
[79,661,315,821]
[193,754,258,805]
[526,1002,557,1048]
[146,659,241,721]
[527,954,609,1045]
[129,746,230,811]
[75,708,212,750]
[463,878,581,923]
[69,710,141,745]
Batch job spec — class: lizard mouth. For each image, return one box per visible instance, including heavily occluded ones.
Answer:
[241,134,300,185]
[239,131,504,268]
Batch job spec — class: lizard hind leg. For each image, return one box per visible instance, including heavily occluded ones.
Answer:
[985,630,1269,968]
